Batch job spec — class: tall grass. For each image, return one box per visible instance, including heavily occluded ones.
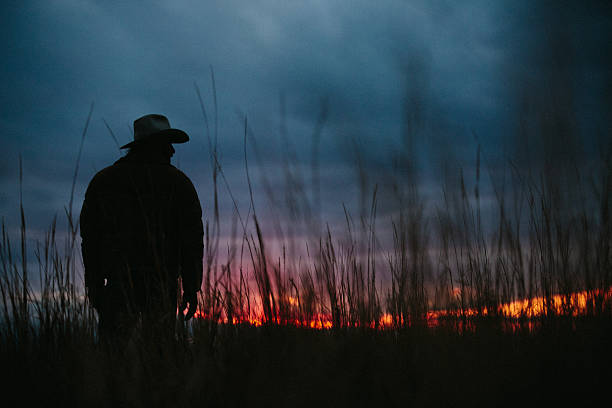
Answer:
[1,103,610,349]
[1,94,611,407]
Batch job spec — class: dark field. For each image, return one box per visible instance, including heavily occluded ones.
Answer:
[1,317,609,407]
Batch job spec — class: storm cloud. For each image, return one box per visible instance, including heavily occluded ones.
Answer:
[1,0,610,246]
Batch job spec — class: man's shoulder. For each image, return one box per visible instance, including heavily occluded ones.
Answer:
[168,165,193,183]
[92,158,183,177]
[148,162,193,186]
[88,162,121,186]
[87,159,195,192]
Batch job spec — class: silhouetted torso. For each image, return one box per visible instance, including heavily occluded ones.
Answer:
[80,149,203,343]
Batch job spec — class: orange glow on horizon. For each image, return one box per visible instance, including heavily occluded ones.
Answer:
[184,287,612,330]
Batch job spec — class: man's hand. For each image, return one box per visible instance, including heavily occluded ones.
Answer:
[180,291,198,321]
[86,281,106,311]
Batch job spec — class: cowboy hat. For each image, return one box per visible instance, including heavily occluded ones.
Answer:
[120,114,189,149]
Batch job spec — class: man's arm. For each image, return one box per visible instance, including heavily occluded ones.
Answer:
[178,174,204,319]
[80,179,106,309]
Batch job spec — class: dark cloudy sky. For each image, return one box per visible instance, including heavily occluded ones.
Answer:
[1,1,611,254]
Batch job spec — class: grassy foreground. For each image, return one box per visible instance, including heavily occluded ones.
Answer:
[1,318,610,407]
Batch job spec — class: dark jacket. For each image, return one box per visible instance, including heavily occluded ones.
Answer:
[80,151,203,309]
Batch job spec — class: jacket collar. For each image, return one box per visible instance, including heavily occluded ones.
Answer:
[116,151,171,166]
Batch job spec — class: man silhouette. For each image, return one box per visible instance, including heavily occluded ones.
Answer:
[80,114,203,344]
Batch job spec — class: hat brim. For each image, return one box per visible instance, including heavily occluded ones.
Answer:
[119,129,189,149]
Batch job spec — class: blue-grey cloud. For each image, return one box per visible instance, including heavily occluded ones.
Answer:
[1,0,610,247]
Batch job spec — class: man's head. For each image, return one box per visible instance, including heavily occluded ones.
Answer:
[121,114,188,150]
